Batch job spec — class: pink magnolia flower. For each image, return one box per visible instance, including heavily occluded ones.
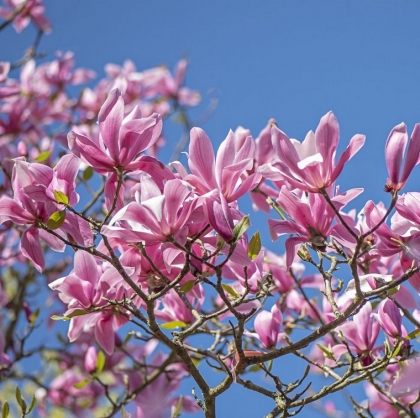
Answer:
[46,369,103,417]
[246,304,283,349]
[338,302,380,366]
[0,0,51,33]
[155,286,205,325]
[365,200,420,292]
[268,187,358,267]
[68,88,162,174]
[261,111,365,192]
[49,251,131,354]
[0,156,92,271]
[84,346,98,374]
[391,357,420,396]
[39,51,96,91]
[178,127,261,202]
[102,178,197,245]
[373,299,406,344]
[384,123,420,192]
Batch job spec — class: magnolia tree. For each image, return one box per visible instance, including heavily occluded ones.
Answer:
[2,3,420,418]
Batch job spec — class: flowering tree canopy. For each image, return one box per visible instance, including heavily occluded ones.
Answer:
[2,2,420,418]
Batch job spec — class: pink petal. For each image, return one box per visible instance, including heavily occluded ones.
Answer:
[21,227,44,272]
[385,123,407,185]
[95,316,115,355]
[98,88,124,162]
[188,128,217,191]
[400,123,420,184]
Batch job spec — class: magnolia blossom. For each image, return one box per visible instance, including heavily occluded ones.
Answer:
[260,111,365,192]
[245,304,283,349]
[373,299,403,339]
[338,302,380,366]
[384,123,420,192]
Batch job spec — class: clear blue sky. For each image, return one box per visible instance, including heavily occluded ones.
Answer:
[4,1,420,416]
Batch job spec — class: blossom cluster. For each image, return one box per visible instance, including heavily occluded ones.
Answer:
[1,2,420,417]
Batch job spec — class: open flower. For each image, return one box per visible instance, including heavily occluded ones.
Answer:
[261,111,365,192]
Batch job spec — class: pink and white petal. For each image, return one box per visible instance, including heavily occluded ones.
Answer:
[285,237,305,268]
[68,131,114,174]
[228,172,262,202]
[315,111,340,177]
[0,197,34,224]
[331,134,366,184]
[98,88,124,162]
[95,316,115,355]
[384,123,407,185]
[391,357,420,396]
[74,251,99,286]
[188,128,217,190]
[119,115,162,165]
[38,228,66,252]
[55,154,80,183]
[21,227,44,272]
[54,274,93,308]
[215,130,236,183]
[401,123,420,184]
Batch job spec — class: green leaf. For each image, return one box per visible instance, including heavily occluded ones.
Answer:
[51,309,89,322]
[28,395,36,414]
[96,350,106,374]
[47,210,66,230]
[391,340,404,358]
[248,231,261,259]
[83,166,94,181]
[29,308,40,325]
[370,300,380,310]
[232,215,250,242]
[405,328,420,341]
[179,280,195,293]
[267,359,273,373]
[15,386,26,414]
[316,344,335,361]
[67,309,89,319]
[171,396,183,418]
[216,234,226,250]
[34,150,52,162]
[53,190,69,205]
[248,365,261,372]
[160,321,188,329]
[50,315,70,321]
[124,332,133,344]
[221,283,240,299]
[2,402,9,418]
[73,379,91,389]
[374,366,387,378]
[387,286,400,296]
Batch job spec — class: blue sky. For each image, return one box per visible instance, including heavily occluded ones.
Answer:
[4,1,420,416]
